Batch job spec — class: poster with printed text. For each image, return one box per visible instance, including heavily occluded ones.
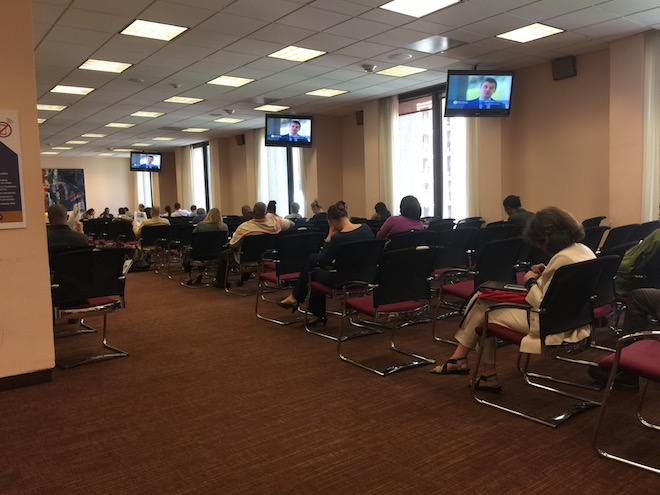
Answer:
[0,110,26,229]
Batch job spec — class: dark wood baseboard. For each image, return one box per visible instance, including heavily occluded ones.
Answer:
[0,368,53,392]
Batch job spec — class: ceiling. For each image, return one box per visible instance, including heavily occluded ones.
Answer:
[34,0,660,157]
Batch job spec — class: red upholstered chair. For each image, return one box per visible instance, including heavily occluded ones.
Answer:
[472,257,608,427]
[593,331,660,474]
[224,233,278,295]
[337,246,439,376]
[255,231,324,325]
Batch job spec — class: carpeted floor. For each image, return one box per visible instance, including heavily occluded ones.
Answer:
[1,269,658,494]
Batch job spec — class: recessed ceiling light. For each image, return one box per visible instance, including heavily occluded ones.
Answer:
[38,118,47,124]
[306,88,348,97]
[79,59,132,73]
[121,19,188,41]
[182,128,209,133]
[98,153,115,156]
[207,75,254,87]
[52,146,72,150]
[388,53,413,61]
[497,23,563,43]
[41,151,60,155]
[112,148,134,152]
[81,133,106,138]
[377,65,427,77]
[51,85,94,95]
[214,117,244,123]
[66,140,88,144]
[380,0,461,18]
[164,96,203,104]
[131,143,151,147]
[254,104,290,112]
[268,45,326,62]
[152,137,175,141]
[131,111,164,118]
[37,104,67,111]
[105,122,135,128]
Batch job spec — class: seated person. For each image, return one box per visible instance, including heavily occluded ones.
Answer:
[238,204,253,222]
[184,208,227,285]
[309,199,327,221]
[370,202,391,221]
[279,201,374,326]
[285,202,302,220]
[430,207,595,392]
[114,207,133,222]
[376,195,423,238]
[615,225,660,296]
[214,202,292,288]
[47,204,89,249]
[503,195,534,229]
[133,204,148,225]
[133,206,170,238]
[171,202,191,217]
[266,200,278,216]
[465,77,505,109]
[81,208,95,220]
[98,207,113,219]
[192,208,207,224]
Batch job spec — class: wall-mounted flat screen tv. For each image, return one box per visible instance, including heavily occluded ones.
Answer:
[444,70,514,117]
[130,152,162,172]
[265,114,313,148]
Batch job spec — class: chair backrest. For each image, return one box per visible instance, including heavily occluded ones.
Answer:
[307,219,329,235]
[582,216,606,228]
[434,227,478,267]
[82,218,111,236]
[189,230,228,260]
[600,224,641,251]
[471,224,521,264]
[51,248,126,306]
[597,241,639,260]
[331,238,389,286]
[633,220,660,241]
[538,258,604,338]
[238,233,278,264]
[593,255,622,308]
[140,224,171,247]
[171,223,195,245]
[472,237,523,287]
[456,217,485,229]
[373,246,439,307]
[278,225,319,236]
[385,230,438,250]
[271,232,325,275]
[427,218,456,232]
[104,220,135,242]
[582,226,610,252]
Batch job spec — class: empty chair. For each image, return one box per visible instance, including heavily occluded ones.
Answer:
[470,224,521,265]
[181,230,228,288]
[582,226,610,252]
[385,230,438,251]
[427,218,455,232]
[582,216,607,228]
[434,227,478,268]
[337,246,439,376]
[456,217,485,229]
[599,224,641,252]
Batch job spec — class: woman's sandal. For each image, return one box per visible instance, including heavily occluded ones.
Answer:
[473,374,502,394]
[429,358,470,375]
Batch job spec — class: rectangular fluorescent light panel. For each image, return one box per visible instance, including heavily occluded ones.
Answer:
[164,96,203,104]
[51,85,94,95]
[207,75,254,87]
[98,153,115,156]
[37,104,67,111]
[121,19,187,41]
[41,151,60,155]
[38,118,47,124]
[497,23,563,43]
[52,147,72,150]
[306,88,347,97]
[214,117,244,123]
[380,0,461,18]
[113,148,134,152]
[65,140,88,144]
[268,45,325,62]
[79,59,132,73]
[105,122,135,128]
[377,65,427,77]
[131,111,164,118]
[254,105,289,112]
[152,137,175,141]
[81,133,106,138]
[182,128,209,133]
[131,143,152,147]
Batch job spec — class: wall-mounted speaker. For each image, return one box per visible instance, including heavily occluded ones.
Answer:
[235,134,245,145]
[355,110,364,126]
[551,56,577,80]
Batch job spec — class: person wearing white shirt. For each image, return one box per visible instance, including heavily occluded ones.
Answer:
[171,202,191,217]
[133,203,148,226]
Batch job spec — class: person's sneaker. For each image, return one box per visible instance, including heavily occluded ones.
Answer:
[588,366,639,392]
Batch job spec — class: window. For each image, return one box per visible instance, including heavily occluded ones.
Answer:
[136,172,153,207]
[258,145,304,217]
[191,143,210,210]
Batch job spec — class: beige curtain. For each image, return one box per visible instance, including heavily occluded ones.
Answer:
[465,118,480,217]
[378,96,398,212]
[178,146,194,208]
[643,31,660,220]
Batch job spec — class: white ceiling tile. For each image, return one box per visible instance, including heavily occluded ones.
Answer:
[309,0,371,16]
[325,18,393,40]
[626,7,660,26]
[574,17,648,38]
[70,0,152,16]
[138,1,217,27]
[367,27,435,47]
[508,0,595,20]
[596,0,660,17]
[335,40,392,58]
[424,1,501,28]
[278,6,351,31]
[224,38,284,57]
[176,30,239,50]
[197,12,268,36]
[462,13,536,37]
[306,53,363,69]
[547,7,619,31]
[296,32,357,52]
[404,19,455,35]
[223,0,302,22]
[57,8,131,33]
[249,23,317,45]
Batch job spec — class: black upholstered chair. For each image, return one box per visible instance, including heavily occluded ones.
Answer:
[582,216,606,228]
[599,224,641,253]
[384,229,437,250]
[181,230,228,288]
[582,226,610,252]
[224,233,278,295]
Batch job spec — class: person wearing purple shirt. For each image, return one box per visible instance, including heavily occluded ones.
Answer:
[376,195,424,238]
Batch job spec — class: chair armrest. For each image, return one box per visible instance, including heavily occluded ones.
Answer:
[615,330,660,350]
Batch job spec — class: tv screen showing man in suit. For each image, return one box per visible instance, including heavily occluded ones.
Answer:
[445,71,514,117]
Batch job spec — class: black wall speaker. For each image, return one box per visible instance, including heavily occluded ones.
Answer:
[355,110,364,126]
[551,56,577,80]
[235,134,245,145]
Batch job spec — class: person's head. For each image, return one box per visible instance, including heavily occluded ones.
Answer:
[138,203,145,211]
[502,195,522,216]
[118,207,126,215]
[267,200,277,214]
[399,195,421,220]
[164,205,171,213]
[174,202,181,210]
[290,202,300,214]
[195,207,206,216]
[103,207,110,214]
[374,202,389,216]
[524,207,584,256]
[150,206,161,218]
[48,204,68,225]
[327,200,349,228]
[311,198,323,214]
[190,204,197,211]
[241,204,252,216]
[253,202,267,219]
[479,77,497,100]
[204,207,221,225]
[85,208,95,217]
[289,120,301,136]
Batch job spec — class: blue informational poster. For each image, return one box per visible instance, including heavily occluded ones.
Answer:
[0,110,26,229]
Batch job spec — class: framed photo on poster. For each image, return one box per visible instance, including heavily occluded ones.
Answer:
[42,168,86,212]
